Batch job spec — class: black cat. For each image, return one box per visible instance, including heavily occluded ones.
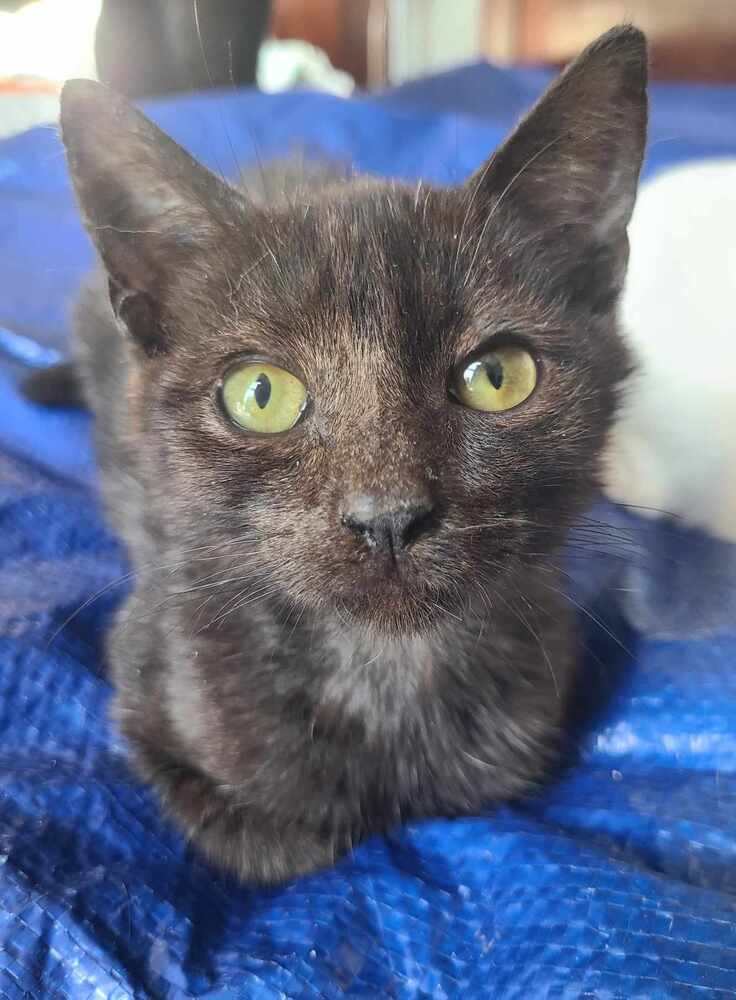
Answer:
[28,27,647,882]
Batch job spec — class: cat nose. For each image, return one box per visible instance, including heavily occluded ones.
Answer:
[342,496,435,555]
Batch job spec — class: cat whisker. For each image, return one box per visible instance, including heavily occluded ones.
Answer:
[136,576,268,623]
[192,0,246,188]
[284,600,307,645]
[166,574,261,598]
[529,571,633,658]
[357,641,389,670]
[233,252,270,298]
[189,590,224,637]
[454,152,498,275]
[451,512,650,563]
[606,499,679,520]
[201,583,282,632]
[427,600,463,624]
[477,575,560,699]
[46,530,291,645]
[257,237,285,281]
[333,602,353,630]
[46,568,137,649]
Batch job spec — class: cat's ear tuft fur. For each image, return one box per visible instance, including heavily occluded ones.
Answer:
[466,25,648,307]
[60,80,241,350]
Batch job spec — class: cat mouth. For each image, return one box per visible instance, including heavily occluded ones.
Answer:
[349,548,422,587]
[330,555,460,630]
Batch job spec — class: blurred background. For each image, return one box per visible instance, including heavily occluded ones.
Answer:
[1,0,736,138]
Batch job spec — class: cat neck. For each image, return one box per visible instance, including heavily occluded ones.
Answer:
[313,616,444,738]
[324,619,438,679]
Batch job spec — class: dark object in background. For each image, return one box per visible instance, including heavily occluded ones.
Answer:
[95,0,272,98]
[23,361,84,408]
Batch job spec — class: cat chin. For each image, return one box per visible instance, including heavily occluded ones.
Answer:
[289,555,466,636]
[323,587,458,638]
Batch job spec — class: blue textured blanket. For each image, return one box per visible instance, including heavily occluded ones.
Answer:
[1,67,736,998]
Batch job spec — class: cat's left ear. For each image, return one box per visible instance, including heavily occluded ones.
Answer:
[60,79,243,353]
[465,25,648,307]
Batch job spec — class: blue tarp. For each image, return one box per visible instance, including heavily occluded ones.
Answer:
[1,66,736,998]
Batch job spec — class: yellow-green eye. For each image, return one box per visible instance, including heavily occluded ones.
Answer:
[454,346,537,412]
[221,362,307,434]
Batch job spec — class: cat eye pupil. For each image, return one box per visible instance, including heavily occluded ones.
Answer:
[484,359,504,390]
[253,373,271,410]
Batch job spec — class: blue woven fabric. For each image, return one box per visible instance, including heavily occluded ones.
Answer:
[1,69,736,998]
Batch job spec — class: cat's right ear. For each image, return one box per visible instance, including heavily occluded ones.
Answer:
[60,80,241,354]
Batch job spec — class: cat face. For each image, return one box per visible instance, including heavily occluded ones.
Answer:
[61,27,647,635]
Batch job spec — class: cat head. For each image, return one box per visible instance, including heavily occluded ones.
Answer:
[61,26,647,636]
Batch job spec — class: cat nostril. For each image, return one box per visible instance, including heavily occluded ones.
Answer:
[342,503,435,555]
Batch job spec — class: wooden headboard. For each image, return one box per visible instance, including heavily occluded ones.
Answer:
[271,0,736,88]
[483,0,736,82]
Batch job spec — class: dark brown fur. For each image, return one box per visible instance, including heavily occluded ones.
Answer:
[44,28,646,882]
